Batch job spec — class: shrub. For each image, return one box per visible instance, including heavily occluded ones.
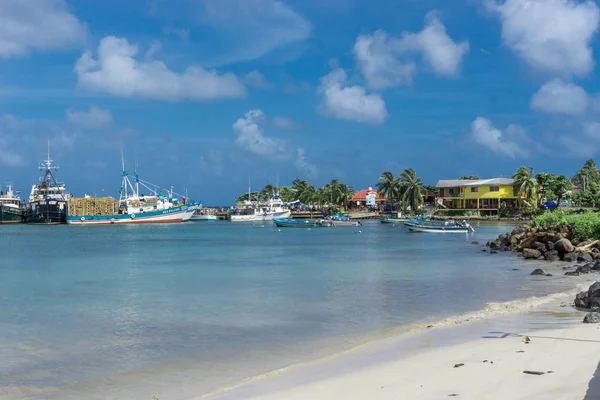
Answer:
[532,210,600,240]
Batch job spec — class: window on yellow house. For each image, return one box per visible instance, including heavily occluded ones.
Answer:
[471,187,478,192]
[490,186,500,192]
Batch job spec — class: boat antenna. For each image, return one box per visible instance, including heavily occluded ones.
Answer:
[248,174,251,202]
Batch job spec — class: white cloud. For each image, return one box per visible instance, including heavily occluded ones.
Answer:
[163,26,190,41]
[233,109,286,157]
[295,148,318,178]
[530,79,590,115]
[353,11,468,89]
[75,36,247,101]
[583,121,600,140]
[559,135,597,158]
[198,0,311,65]
[0,114,24,166]
[243,70,272,88]
[66,105,113,129]
[470,117,528,158]
[0,0,85,58]
[317,69,388,125]
[486,0,600,77]
[354,31,416,90]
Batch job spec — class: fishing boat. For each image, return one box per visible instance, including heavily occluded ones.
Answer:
[25,149,71,224]
[181,201,198,222]
[0,184,25,224]
[321,213,362,227]
[66,161,189,225]
[380,212,417,224]
[407,220,475,233]
[231,194,291,222]
[190,208,219,221]
[273,218,319,228]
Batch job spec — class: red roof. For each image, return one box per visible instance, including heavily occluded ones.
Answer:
[353,189,388,201]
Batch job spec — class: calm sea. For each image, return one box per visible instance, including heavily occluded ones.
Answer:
[0,221,574,399]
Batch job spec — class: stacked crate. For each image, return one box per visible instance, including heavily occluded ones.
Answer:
[68,197,119,217]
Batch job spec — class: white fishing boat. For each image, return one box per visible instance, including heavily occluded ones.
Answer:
[407,220,475,233]
[190,209,219,221]
[230,194,291,222]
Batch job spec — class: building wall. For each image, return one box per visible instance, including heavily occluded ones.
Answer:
[464,184,518,200]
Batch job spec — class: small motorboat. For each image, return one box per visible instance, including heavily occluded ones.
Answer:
[407,219,475,233]
[273,218,319,228]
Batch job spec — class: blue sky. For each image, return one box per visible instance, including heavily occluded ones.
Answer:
[1,0,599,204]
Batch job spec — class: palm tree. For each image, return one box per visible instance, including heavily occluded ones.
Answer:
[260,184,275,201]
[376,171,401,208]
[399,168,425,211]
[513,166,537,207]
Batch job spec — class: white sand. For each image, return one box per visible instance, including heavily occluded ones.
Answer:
[203,286,600,400]
[238,324,600,400]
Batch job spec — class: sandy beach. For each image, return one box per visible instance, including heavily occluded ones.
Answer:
[204,280,600,400]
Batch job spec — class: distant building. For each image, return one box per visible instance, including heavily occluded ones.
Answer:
[352,187,387,208]
[436,178,525,215]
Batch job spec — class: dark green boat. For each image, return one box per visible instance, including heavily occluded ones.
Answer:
[0,184,25,224]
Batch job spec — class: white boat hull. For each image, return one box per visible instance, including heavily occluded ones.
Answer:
[181,204,198,222]
[190,215,219,221]
[230,210,291,222]
[407,225,473,233]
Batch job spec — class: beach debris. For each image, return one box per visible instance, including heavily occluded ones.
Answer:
[523,370,545,375]
[426,324,433,328]
[522,336,531,344]
[583,312,600,323]
[277,229,282,232]
[483,360,488,363]
[454,363,465,368]
[546,274,553,276]
[471,241,480,245]
[547,371,554,374]
[448,394,460,397]
[516,350,525,353]
[530,268,545,276]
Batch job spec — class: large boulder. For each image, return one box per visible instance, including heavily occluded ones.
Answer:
[588,282,600,300]
[565,271,580,276]
[523,248,542,260]
[546,241,555,251]
[532,241,547,252]
[555,238,575,255]
[553,233,563,243]
[592,260,600,271]
[577,265,591,274]
[563,252,578,262]
[590,298,600,311]
[578,252,594,263]
[584,312,600,323]
[575,291,588,308]
[544,250,560,261]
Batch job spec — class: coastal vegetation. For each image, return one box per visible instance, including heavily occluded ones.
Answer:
[532,210,600,241]
[376,168,426,210]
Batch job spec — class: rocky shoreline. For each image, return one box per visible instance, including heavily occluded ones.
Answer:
[489,223,600,323]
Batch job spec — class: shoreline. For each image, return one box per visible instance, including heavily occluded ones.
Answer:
[200,275,598,400]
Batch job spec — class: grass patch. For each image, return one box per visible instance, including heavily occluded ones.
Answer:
[532,210,600,240]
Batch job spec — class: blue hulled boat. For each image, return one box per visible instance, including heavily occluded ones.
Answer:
[273,218,319,228]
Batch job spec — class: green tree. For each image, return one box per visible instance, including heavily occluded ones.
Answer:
[573,159,600,191]
[460,176,479,180]
[260,184,275,200]
[279,186,297,203]
[376,171,401,207]
[513,166,537,208]
[399,168,425,211]
[236,191,262,203]
[551,176,573,205]
[535,172,557,202]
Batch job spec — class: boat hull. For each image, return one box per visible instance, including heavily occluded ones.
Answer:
[231,210,291,222]
[0,205,24,224]
[190,215,219,221]
[25,200,68,224]
[274,218,318,228]
[327,220,361,226]
[407,225,472,233]
[181,203,198,222]
[66,206,187,225]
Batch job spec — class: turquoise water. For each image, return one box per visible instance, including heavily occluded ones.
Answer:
[0,221,572,399]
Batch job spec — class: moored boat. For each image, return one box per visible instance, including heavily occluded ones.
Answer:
[407,220,475,233]
[67,161,190,225]
[182,201,198,222]
[190,208,219,221]
[25,150,70,225]
[0,184,25,224]
[231,194,291,222]
[380,212,418,224]
[273,218,319,228]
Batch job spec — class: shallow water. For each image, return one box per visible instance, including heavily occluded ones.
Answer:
[0,221,586,399]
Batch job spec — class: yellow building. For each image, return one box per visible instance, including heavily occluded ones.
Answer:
[436,178,524,214]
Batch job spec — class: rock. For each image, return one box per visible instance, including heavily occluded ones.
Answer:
[490,250,498,254]
[572,238,581,246]
[532,241,548,252]
[575,291,588,308]
[471,241,480,245]
[546,274,553,276]
[592,260,600,271]
[531,268,545,276]
[523,248,542,260]
[544,250,560,261]
[555,238,574,254]
[590,298,600,311]
[563,252,578,262]
[580,240,594,247]
[546,241,555,251]
[553,233,563,243]
[565,271,581,276]
[587,282,600,300]
[578,252,594,263]
[583,312,600,323]
[537,256,545,260]
[576,265,591,274]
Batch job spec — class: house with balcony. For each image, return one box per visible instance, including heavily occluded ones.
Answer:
[436,178,523,215]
